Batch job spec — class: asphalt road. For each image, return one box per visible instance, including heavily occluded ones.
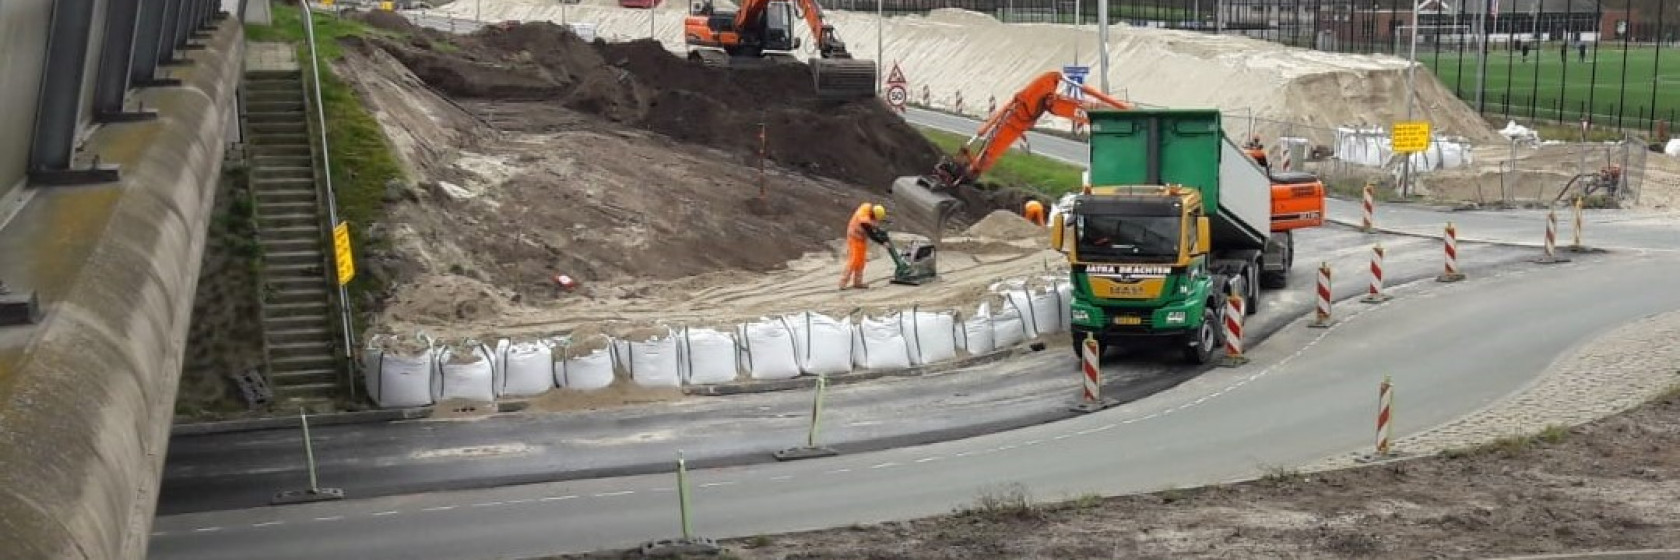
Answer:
[902,107,1680,251]
[150,251,1680,559]
[157,225,1540,514]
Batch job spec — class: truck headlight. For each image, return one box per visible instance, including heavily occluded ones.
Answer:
[1071,309,1091,323]
[1166,311,1186,324]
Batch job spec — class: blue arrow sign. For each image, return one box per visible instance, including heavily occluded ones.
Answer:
[1062,65,1089,100]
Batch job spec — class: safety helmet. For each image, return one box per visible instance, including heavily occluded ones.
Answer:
[871,204,886,221]
[1025,200,1044,211]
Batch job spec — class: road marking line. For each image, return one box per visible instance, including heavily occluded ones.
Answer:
[252,521,284,528]
[151,532,168,537]
[506,499,534,504]
[1193,396,1209,404]
[954,451,976,457]
[1024,439,1043,446]
[769,475,794,481]
[699,481,736,488]
[1052,434,1071,440]
[421,506,455,512]
[313,516,343,522]
[371,511,399,516]
[540,495,577,502]
[869,462,899,469]
[914,456,941,463]
[594,490,635,497]
[471,502,503,508]
[824,468,851,474]
[193,527,221,533]
[647,487,675,493]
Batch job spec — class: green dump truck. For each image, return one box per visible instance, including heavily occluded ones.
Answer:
[1050,108,1321,364]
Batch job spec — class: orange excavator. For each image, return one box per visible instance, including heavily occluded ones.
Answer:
[928,70,1136,190]
[682,0,877,100]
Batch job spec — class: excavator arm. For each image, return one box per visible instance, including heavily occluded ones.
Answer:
[791,0,854,59]
[935,71,1134,187]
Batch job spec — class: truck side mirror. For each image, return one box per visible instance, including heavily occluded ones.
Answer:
[1050,213,1067,252]
[1196,217,1211,254]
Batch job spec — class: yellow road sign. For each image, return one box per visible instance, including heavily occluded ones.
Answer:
[1391,121,1431,153]
[333,222,355,286]
[379,1,393,10]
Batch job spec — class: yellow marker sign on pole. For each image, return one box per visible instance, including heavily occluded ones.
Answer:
[333,222,355,286]
[379,1,394,11]
[1391,121,1431,153]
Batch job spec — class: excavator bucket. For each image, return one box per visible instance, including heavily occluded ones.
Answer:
[810,58,879,101]
[888,176,963,245]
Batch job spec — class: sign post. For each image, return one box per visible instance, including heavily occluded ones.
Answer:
[883,61,907,113]
[1063,65,1089,133]
[1391,121,1430,154]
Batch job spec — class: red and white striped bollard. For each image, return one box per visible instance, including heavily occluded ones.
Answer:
[1569,195,1585,251]
[1375,375,1394,457]
[1308,261,1333,328]
[1071,332,1117,413]
[1534,207,1571,264]
[1279,144,1292,172]
[1360,244,1391,303]
[954,92,964,115]
[1220,292,1249,367]
[1437,222,1465,282]
[1360,183,1376,233]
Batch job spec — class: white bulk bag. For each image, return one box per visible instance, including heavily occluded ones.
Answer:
[435,341,496,402]
[786,311,853,376]
[958,302,996,356]
[495,338,556,397]
[737,318,801,380]
[1057,280,1073,332]
[558,341,616,390]
[991,302,1030,348]
[1029,280,1066,335]
[898,308,958,366]
[992,281,1041,340]
[851,313,911,370]
[679,327,740,385]
[362,333,438,408]
[618,333,681,387]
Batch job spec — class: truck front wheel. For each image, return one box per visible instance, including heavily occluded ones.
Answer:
[1182,303,1220,365]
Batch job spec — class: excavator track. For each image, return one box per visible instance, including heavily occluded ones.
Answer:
[810,58,878,101]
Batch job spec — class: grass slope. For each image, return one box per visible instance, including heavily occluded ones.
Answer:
[916,126,1085,196]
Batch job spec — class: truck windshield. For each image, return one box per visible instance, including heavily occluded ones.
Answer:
[1076,215,1181,261]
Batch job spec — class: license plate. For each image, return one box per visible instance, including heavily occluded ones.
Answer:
[1113,316,1143,326]
[1107,284,1145,297]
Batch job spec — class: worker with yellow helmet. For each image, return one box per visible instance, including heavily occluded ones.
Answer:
[840,202,887,290]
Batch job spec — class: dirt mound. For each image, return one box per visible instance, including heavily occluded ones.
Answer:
[353,8,421,33]
[361,22,943,189]
[964,210,1043,239]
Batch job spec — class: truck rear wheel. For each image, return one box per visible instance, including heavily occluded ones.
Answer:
[1182,302,1219,365]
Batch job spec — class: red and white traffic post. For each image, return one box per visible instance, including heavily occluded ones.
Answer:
[1360,183,1376,233]
[1220,291,1248,367]
[988,94,996,114]
[1534,207,1571,264]
[1308,261,1333,328]
[1360,243,1391,303]
[1071,332,1117,413]
[1436,222,1465,282]
[954,91,964,115]
[1374,375,1395,457]
[1569,194,1585,252]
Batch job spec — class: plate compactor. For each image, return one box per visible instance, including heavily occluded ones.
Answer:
[880,176,964,285]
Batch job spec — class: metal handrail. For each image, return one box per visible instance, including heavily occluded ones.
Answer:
[298,1,359,401]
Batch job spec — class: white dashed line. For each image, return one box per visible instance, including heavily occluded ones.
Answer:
[1052,434,1072,440]
[471,502,503,508]
[421,506,455,512]
[193,527,221,533]
[698,481,736,488]
[996,445,1018,451]
[869,462,898,469]
[505,499,534,504]
[1024,439,1043,446]
[371,511,399,517]
[252,521,284,528]
[594,490,635,497]
[540,495,577,502]
[313,516,343,522]
[769,475,794,481]
[151,532,168,537]
[647,487,675,493]
[824,468,851,474]
[914,456,942,463]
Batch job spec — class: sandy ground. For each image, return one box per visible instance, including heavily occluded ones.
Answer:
[553,387,1680,560]
[424,2,1500,146]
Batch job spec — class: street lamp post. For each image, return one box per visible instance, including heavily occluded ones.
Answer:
[877,0,883,94]
[1097,0,1109,92]
[1402,0,1420,198]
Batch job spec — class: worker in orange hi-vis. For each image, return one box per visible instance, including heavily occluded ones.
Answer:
[840,202,887,290]
[1022,200,1046,226]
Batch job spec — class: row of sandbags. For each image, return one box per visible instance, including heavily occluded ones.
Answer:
[359,278,1073,408]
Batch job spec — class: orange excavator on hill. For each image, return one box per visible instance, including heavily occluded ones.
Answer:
[682,0,877,100]
[929,70,1136,189]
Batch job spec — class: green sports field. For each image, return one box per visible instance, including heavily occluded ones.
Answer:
[1418,44,1680,129]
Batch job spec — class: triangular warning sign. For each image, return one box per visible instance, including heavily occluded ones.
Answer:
[886,62,907,86]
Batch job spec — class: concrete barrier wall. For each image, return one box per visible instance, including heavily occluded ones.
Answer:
[0,0,53,208]
[0,20,243,560]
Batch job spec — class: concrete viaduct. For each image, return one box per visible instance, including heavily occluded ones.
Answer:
[0,0,254,556]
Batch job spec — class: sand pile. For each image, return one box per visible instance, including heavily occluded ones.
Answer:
[964,210,1044,239]
[441,1,1501,145]
[356,18,943,189]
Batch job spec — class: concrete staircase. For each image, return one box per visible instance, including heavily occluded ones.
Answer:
[244,68,342,405]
